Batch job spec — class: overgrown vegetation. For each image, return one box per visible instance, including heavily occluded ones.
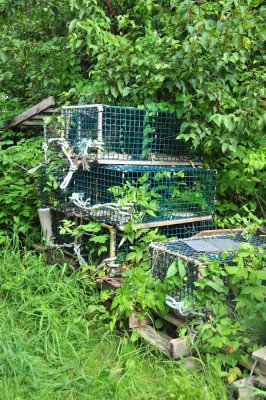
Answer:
[0,0,265,231]
[0,240,229,400]
[0,1,265,395]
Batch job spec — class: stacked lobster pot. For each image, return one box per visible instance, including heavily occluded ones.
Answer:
[40,104,217,269]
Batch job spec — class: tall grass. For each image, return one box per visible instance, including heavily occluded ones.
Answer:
[0,240,228,399]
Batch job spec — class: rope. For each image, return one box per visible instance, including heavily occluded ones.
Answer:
[96,257,117,270]
[69,192,133,219]
[250,359,258,377]
[165,295,204,317]
[73,244,87,267]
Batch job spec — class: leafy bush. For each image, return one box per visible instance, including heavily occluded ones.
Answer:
[0,135,43,241]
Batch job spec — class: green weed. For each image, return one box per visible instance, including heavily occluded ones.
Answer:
[0,241,228,400]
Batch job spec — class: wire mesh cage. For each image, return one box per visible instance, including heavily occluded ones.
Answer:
[50,209,74,245]
[72,165,216,226]
[150,233,266,299]
[54,104,197,163]
[39,165,74,212]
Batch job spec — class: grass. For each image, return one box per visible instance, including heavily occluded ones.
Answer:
[0,240,229,400]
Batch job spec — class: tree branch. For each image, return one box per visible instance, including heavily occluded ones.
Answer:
[103,0,115,17]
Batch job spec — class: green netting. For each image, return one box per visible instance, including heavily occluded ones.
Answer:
[150,233,266,300]
[57,104,197,162]
[73,165,216,226]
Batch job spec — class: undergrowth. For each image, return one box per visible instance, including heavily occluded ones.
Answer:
[0,239,228,400]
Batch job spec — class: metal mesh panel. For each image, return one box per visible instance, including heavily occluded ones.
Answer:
[158,219,216,238]
[51,209,74,245]
[39,165,74,212]
[72,165,216,225]
[150,233,266,299]
[114,220,216,263]
[59,104,196,162]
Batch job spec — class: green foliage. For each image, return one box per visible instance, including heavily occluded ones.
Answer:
[1,0,265,227]
[191,242,266,366]
[0,136,43,241]
[68,0,265,224]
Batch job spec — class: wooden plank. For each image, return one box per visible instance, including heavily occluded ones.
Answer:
[252,347,266,367]
[97,159,202,166]
[6,96,55,128]
[44,107,56,113]
[31,115,51,120]
[238,355,264,376]
[192,228,244,238]
[117,215,213,231]
[155,311,187,328]
[21,120,45,126]
[95,276,121,290]
[255,374,266,389]
[133,325,171,357]
[170,337,192,360]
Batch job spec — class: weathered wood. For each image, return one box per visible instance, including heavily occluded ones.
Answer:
[97,159,202,166]
[31,114,51,120]
[95,276,121,290]
[233,376,258,400]
[238,355,264,376]
[117,215,213,231]
[170,337,192,360]
[155,311,187,328]
[192,228,243,238]
[252,347,266,368]
[134,325,172,357]
[6,96,55,128]
[129,312,151,329]
[21,120,45,126]
[254,374,266,389]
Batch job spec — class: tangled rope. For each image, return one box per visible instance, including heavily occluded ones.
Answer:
[73,244,87,267]
[69,192,133,221]
[165,295,204,317]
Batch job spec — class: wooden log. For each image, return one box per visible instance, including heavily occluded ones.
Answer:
[170,337,192,360]
[6,96,55,128]
[133,325,171,357]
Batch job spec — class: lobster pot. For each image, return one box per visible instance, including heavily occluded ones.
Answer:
[72,165,217,227]
[158,219,216,239]
[39,166,74,212]
[60,104,197,163]
[150,233,266,300]
[51,209,74,245]
[114,219,216,264]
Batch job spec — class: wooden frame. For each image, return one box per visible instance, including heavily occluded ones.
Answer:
[5,96,56,128]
